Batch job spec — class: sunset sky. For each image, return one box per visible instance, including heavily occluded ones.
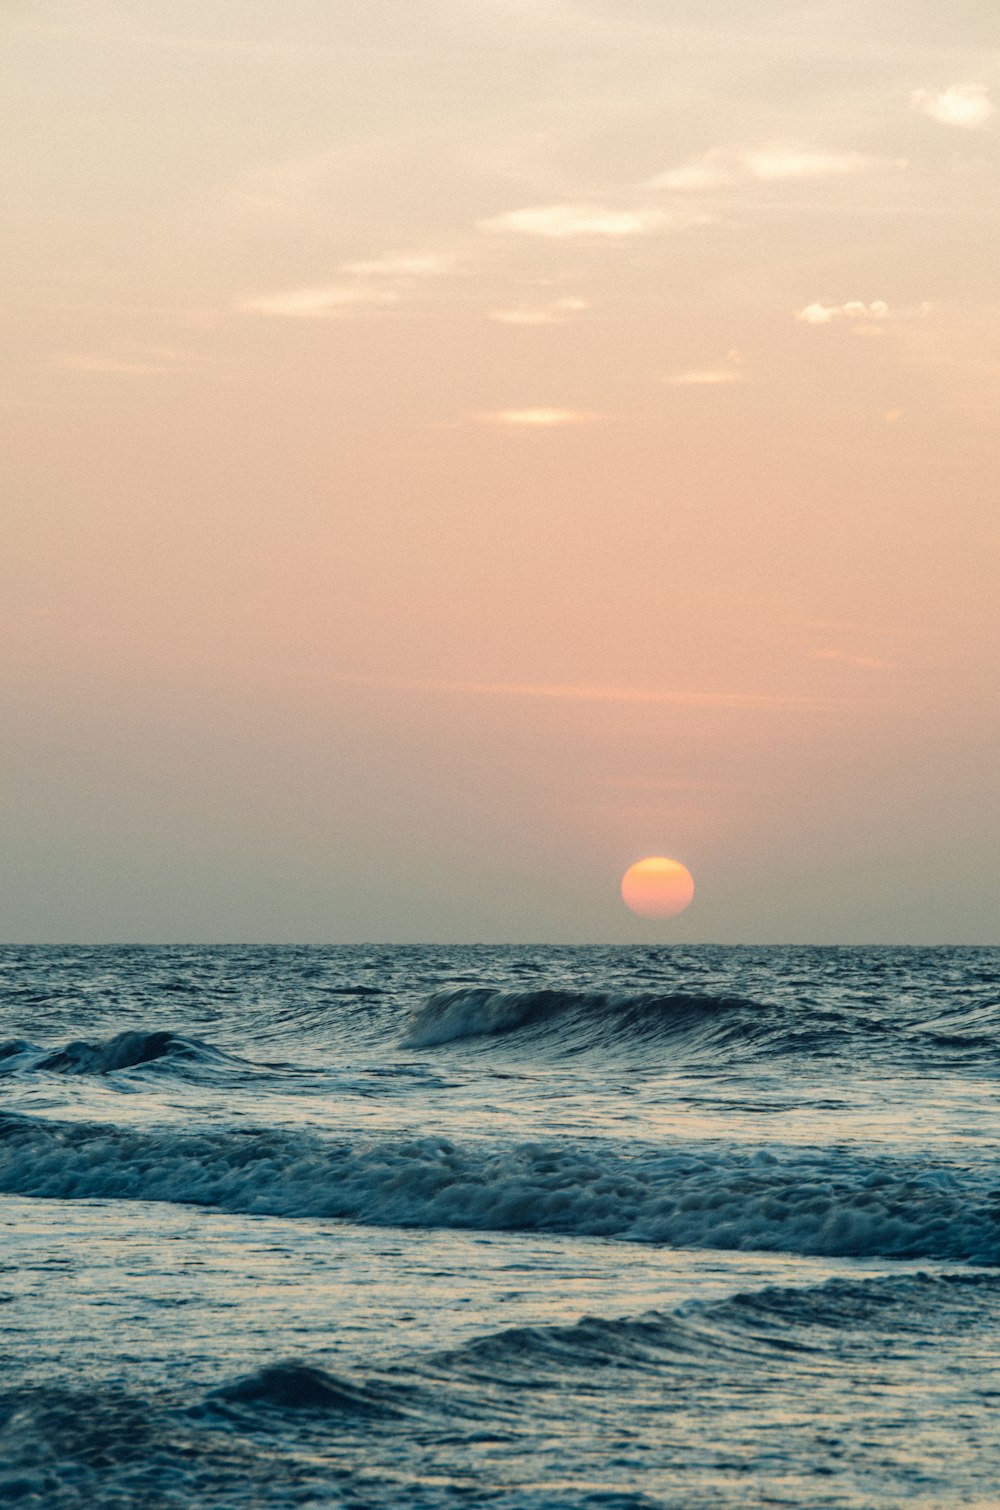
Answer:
[3,1,997,942]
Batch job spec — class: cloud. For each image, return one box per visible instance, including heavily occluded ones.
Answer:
[646,147,900,191]
[238,252,457,321]
[238,284,402,318]
[795,300,890,326]
[331,671,830,711]
[744,149,890,181]
[488,297,590,326]
[911,84,994,129]
[477,203,678,237]
[477,407,601,427]
[663,350,744,386]
[647,154,734,192]
[338,254,455,277]
[665,367,743,387]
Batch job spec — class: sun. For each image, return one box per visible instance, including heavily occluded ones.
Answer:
[621,857,695,919]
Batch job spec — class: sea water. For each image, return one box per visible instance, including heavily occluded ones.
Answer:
[1,945,998,1507]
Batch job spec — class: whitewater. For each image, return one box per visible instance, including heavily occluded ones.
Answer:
[1,945,998,1507]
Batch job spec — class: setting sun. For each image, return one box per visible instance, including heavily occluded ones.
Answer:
[621,857,695,919]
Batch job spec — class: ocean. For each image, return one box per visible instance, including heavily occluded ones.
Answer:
[1,944,998,1508]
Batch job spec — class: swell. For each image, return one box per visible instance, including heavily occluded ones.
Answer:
[0,1030,252,1078]
[402,983,1000,1068]
[401,986,895,1063]
[426,1270,1000,1381]
[403,987,769,1047]
[210,1272,1000,1426]
[209,1362,410,1419]
[6,1272,1000,1508]
[2,1113,997,1264]
[27,1271,992,1432]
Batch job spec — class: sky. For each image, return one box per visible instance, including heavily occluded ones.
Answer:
[2,0,998,943]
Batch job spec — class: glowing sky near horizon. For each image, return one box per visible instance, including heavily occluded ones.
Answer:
[1,1,997,943]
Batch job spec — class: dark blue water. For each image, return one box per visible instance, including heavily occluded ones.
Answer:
[1,946,998,1506]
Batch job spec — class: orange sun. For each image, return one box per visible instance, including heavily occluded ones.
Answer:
[621,856,695,919]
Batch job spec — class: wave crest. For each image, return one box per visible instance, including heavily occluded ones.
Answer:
[211,1362,406,1418]
[2,1114,997,1265]
[401,987,769,1052]
[0,1031,241,1077]
[430,1270,1000,1382]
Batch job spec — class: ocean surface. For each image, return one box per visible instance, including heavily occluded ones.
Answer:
[1,945,999,1508]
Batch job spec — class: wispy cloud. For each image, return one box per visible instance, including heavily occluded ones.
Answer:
[488,297,590,326]
[238,250,458,320]
[338,253,455,278]
[238,284,402,318]
[663,350,744,386]
[53,347,194,375]
[665,367,743,387]
[646,155,734,193]
[911,84,994,129]
[646,147,900,192]
[477,203,687,238]
[331,671,832,711]
[477,407,601,427]
[744,149,893,181]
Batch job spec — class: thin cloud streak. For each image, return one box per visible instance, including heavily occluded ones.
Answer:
[239,254,456,320]
[330,671,836,711]
[663,350,744,386]
[238,284,401,318]
[645,147,902,192]
[665,368,743,386]
[338,254,455,277]
[477,204,700,238]
[477,408,601,427]
[488,297,590,326]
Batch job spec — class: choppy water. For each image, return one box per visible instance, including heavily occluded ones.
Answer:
[1,945,999,1507]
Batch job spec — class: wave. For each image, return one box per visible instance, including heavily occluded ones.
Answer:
[2,1114,997,1264]
[210,1362,409,1419]
[429,1270,1000,1382]
[402,983,1000,1067]
[200,1273,1000,1424]
[403,987,777,1048]
[0,1030,247,1078]
[399,986,900,1068]
[5,1270,1000,1508]
[0,1378,334,1506]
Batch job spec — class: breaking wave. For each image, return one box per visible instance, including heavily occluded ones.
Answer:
[1,1113,997,1264]
[405,987,771,1046]
[0,1030,247,1078]
[400,985,893,1064]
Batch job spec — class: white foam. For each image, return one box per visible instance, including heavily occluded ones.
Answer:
[1,1115,996,1265]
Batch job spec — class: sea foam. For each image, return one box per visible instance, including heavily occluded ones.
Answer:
[1,1113,996,1265]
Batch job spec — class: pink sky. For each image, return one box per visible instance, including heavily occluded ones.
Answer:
[2,2,997,941]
